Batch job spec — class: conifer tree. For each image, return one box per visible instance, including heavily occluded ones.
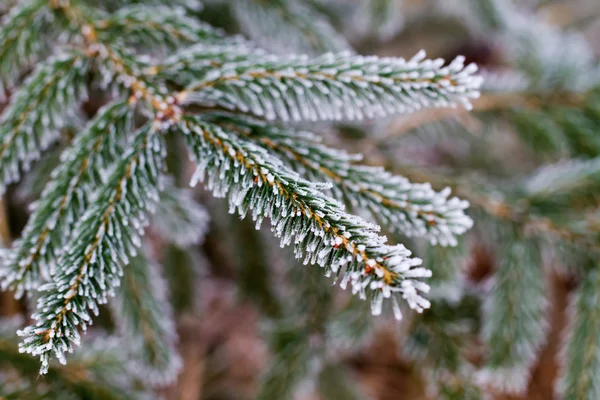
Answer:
[0,0,598,399]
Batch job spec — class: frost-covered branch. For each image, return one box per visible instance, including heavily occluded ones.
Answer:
[179,116,431,318]
[1,101,133,298]
[0,0,53,96]
[18,125,165,373]
[2,0,486,379]
[209,114,472,246]
[0,51,91,192]
[182,50,482,122]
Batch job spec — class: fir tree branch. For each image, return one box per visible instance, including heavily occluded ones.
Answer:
[209,114,472,246]
[111,249,182,386]
[179,116,431,317]
[181,50,482,122]
[47,0,189,120]
[17,125,166,373]
[11,5,188,374]
[0,101,133,298]
[557,267,600,400]
[0,51,92,192]
[477,238,548,394]
[81,39,185,129]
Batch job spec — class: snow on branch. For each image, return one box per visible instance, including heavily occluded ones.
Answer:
[179,116,431,319]
[181,50,483,122]
[18,125,165,373]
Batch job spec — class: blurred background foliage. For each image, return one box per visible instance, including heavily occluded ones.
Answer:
[1,0,600,399]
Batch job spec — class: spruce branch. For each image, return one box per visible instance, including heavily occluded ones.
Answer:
[0,101,133,298]
[477,238,548,394]
[181,50,482,122]
[179,116,431,318]
[17,125,166,373]
[111,249,182,386]
[181,52,481,121]
[557,267,600,400]
[12,0,188,373]
[0,51,92,192]
[209,114,472,246]
[1,0,488,382]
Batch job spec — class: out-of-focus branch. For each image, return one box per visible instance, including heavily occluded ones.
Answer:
[380,91,587,140]
[395,167,600,252]
[0,197,19,316]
